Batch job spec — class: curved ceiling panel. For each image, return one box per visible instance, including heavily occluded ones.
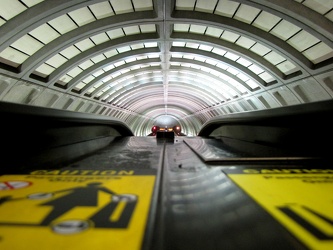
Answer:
[0,0,333,136]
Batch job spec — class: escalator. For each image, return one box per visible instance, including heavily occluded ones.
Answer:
[0,101,333,250]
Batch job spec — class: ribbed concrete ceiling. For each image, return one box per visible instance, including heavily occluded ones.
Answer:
[0,0,333,135]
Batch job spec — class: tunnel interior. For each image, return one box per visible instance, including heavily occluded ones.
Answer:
[1,0,333,249]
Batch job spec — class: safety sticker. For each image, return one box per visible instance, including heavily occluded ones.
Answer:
[0,169,156,250]
[224,168,333,250]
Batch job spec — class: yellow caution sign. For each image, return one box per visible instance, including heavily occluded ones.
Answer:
[0,169,156,250]
[225,168,333,250]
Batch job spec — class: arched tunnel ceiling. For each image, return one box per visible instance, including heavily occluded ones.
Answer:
[0,0,333,136]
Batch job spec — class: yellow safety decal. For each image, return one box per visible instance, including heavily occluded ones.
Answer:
[225,168,333,250]
[0,170,156,250]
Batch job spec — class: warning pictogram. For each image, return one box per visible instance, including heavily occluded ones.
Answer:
[0,181,32,190]
[0,169,156,250]
[224,168,333,250]
[278,204,333,240]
